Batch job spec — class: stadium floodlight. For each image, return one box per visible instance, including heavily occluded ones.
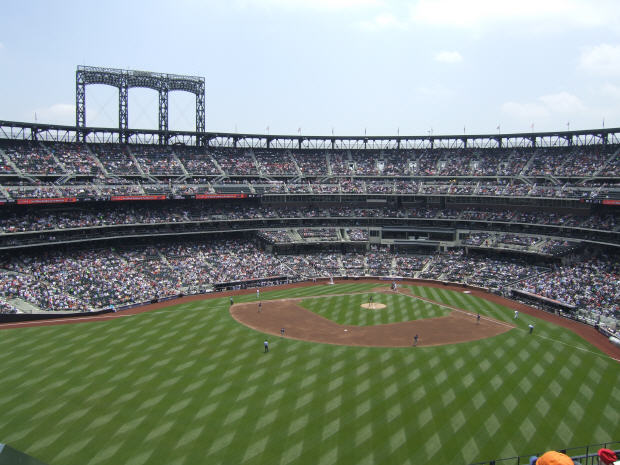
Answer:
[76,66,205,144]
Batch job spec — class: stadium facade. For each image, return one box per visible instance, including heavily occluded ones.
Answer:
[0,119,617,327]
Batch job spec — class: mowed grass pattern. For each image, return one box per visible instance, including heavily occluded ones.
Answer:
[0,284,618,465]
[299,292,450,326]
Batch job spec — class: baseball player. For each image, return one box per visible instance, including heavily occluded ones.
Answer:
[264,340,269,353]
[514,310,519,319]
[413,334,419,347]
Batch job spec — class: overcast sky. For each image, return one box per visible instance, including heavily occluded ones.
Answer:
[2,0,620,136]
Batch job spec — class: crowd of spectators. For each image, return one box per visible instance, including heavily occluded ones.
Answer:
[211,149,257,175]
[165,240,290,286]
[0,205,617,236]
[393,255,430,277]
[259,230,292,243]
[329,153,352,175]
[0,297,18,314]
[0,240,616,330]
[538,240,578,255]
[366,246,393,275]
[497,234,539,247]
[132,146,185,176]
[254,150,298,175]
[347,228,368,241]
[176,147,220,175]
[293,151,329,176]
[90,144,141,175]
[50,143,100,175]
[418,250,548,286]
[1,141,617,183]
[462,233,491,246]
[1,249,178,311]
[3,142,63,174]
[299,228,339,240]
[341,253,365,276]
[518,257,619,318]
[0,178,615,202]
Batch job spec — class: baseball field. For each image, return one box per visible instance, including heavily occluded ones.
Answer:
[0,281,618,465]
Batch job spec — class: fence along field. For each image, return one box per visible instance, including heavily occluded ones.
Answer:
[0,283,617,465]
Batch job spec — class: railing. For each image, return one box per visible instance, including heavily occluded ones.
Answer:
[469,442,619,465]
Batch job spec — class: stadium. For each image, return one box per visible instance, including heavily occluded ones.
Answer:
[0,61,618,465]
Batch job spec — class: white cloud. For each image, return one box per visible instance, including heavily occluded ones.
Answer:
[33,104,76,125]
[579,44,620,77]
[538,92,585,114]
[416,83,455,99]
[502,92,585,122]
[434,51,463,63]
[237,0,383,11]
[501,101,549,121]
[600,83,620,100]
[358,12,406,30]
[409,0,618,29]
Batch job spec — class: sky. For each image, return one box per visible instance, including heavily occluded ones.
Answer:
[1,0,620,137]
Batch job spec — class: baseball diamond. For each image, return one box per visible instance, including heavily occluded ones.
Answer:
[230,291,513,347]
[0,280,618,465]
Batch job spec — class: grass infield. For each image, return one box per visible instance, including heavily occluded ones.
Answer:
[0,283,618,465]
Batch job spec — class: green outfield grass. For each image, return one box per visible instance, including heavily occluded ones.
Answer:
[298,292,451,326]
[0,283,618,465]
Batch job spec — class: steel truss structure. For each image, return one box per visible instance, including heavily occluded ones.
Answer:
[2,119,619,151]
[76,66,205,144]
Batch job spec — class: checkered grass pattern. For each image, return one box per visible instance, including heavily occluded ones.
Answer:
[0,285,618,465]
[299,292,450,326]
[404,285,596,350]
[237,283,382,303]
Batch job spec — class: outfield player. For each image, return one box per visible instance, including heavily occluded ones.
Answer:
[514,310,519,319]
[264,339,269,353]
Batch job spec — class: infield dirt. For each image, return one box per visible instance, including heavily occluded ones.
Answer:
[230,294,512,347]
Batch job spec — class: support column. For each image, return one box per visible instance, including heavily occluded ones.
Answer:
[118,78,129,143]
[159,86,169,145]
[76,70,86,142]
[196,89,205,147]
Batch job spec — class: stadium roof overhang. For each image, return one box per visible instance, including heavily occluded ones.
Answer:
[0,119,618,150]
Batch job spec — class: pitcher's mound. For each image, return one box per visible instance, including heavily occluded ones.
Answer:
[361,303,386,310]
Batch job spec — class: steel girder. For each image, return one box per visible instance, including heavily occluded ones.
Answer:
[75,66,206,144]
